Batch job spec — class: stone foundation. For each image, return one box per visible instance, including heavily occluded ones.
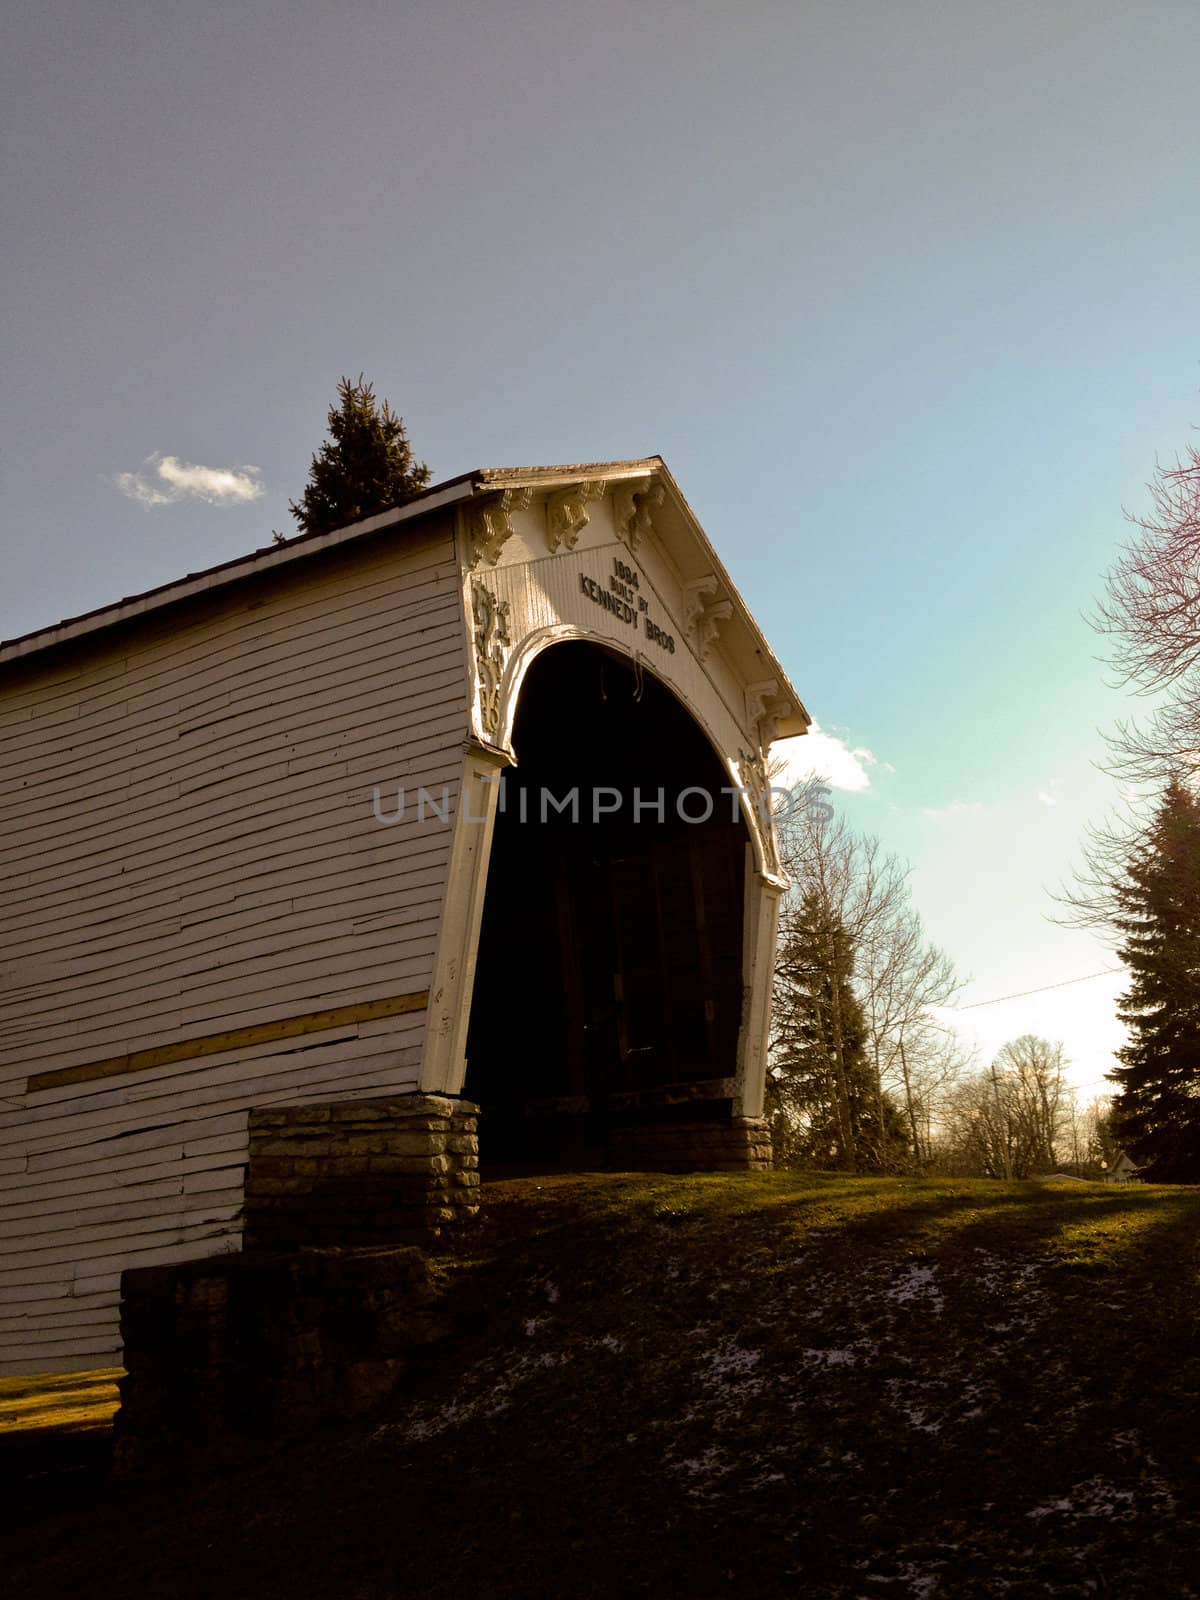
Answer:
[609,1115,772,1173]
[244,1093,480,1250]
[115,1245,451,1473]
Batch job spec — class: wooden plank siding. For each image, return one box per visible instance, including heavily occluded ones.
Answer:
[0,518,469,1373]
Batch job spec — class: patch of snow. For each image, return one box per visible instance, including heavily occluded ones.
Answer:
[1026,1471,1175,1522]
[704,1342,762,1384]
[397,1402,468,1443]
[968,1249,1008,1295]
[884,1378,943,1434]
[885,1263,944,1314]
[666,1439,744,1498]
[906,1410,941,1435]
[860,1560,945,1597]
[383,1345,575,1444]
[902,1563,944,1598]
[800,1347,858,1366]
[676,1446,726,1477]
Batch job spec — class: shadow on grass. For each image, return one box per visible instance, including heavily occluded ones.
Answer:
[6,1172,1200,1600]
[460,1171,1200,1330]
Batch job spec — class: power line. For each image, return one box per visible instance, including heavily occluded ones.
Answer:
[951,968,1122,1012]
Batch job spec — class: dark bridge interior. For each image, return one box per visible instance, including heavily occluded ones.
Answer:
[464,641,748,1170]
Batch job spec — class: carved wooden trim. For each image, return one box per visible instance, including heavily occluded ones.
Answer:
[746,678,793,754]
[682,575,733,663]
[463,487,533,569]
[737,747,781,877]
[545,480,605,554]
[612,475,664,552]
[471,578,512,737]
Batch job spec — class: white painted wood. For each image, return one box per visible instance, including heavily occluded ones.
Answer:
[0,553,461,768]
[0,476,476,670]
[0,1307,118,1335]
[11,1026,426,1140]
[419,743,510,1095]
[1,516,467,1373]
[737,870,785,1120]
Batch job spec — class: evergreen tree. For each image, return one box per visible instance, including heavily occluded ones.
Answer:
[769,888,906,1170]
[1110,777,1200,1181]
[290,375,431,536]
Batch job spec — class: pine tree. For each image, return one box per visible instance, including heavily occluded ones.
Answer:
[1110,777,1200,1181]
[769,889,906,1170]
[290,375,431,537]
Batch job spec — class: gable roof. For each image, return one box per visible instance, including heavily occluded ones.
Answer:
[0,457,809,736]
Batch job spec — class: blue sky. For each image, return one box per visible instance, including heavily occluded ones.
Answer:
[4,1,1198,1096]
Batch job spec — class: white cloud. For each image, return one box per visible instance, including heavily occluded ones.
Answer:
[115,454,264,509]
[769,723,879,793]
[922,800,986,821]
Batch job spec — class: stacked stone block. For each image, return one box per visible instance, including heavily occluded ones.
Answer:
[115,1244,452,1473]
[244,1093,480,1250]
[609,1115,772,1173]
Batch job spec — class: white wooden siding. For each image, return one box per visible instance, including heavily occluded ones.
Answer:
[0,520,468,1373]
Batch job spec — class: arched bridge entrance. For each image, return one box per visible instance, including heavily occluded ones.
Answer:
[464,641,751,1169]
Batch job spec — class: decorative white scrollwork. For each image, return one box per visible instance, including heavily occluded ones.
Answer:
[737,746,782,877]
[471,579,512,738]
[745,678,794,755]
[682,575,733,663]
[463,487,533,570]
[545,480,605,554]
[612,475,664,552]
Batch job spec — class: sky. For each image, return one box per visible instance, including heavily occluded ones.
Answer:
[3,1,1198,1101]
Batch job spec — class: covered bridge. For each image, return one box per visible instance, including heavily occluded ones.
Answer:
[0,458,809,1373]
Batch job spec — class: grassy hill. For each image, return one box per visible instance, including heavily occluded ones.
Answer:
[5,1172,1200,1599]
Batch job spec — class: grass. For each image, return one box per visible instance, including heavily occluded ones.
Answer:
[4,1171,1200,1599]
[0,1368,123,1529]
[0,1369,122,1436]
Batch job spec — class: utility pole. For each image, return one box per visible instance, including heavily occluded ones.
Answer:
[989,1058,1013,1180]
[899,1036,921,1164]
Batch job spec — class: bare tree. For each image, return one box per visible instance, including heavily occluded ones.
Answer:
[938,1036,1072,1178]
[1092,441,1200,778]
[1062,440,1200,930]
[999,1035,1069,1170]
[894,1019,971,1165]
[770,782,965,1169]
[855,905,964,1162]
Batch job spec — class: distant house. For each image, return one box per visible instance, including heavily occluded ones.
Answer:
[1102,1150,1142,1183]
[0,456,810,1374]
